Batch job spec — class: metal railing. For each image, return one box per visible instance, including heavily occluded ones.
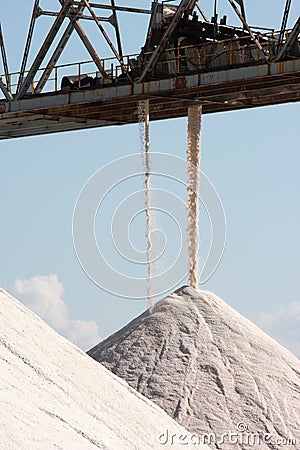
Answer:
[1,30,299,97]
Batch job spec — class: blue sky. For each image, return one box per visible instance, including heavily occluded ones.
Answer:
[1,1,299,354]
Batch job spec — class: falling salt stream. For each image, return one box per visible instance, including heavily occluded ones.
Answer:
[187,105,202,288]
[138,101,201,300]
[138,99,153,305]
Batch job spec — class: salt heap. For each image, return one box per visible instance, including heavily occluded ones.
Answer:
[88,286,300,450]
[0,288,211,450]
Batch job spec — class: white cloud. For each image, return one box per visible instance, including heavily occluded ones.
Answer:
[258,301,300,358]
[65,320,101,350]
[13,275,101,351]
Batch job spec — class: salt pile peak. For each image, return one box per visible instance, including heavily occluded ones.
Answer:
[88,286,300,450]
[0,287,211,450]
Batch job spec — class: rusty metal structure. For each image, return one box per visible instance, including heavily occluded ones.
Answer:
[0,0,299,139]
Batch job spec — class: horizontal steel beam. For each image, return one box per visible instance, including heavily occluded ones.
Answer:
[37,8,114,23]
[0,57,299,140]
[4,58,300,113]
[0,114,118,138]
[73,1,151,14]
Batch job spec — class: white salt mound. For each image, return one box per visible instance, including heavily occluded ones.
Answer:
[0,288,211,450]
[88,286,300,450]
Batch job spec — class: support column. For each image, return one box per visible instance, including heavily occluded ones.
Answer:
[187,104,202,289]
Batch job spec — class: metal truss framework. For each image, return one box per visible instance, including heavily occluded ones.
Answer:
[138,0,269,81]
[2,0,143,101]
[0,0,298,101]
[0,0,298,114]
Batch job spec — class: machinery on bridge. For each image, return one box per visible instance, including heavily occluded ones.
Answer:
[131,0,299,82]
[0,0,299,97]
[0,0,299,139]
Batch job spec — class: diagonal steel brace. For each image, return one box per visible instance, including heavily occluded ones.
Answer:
[227,0,268,63]
[276,17,300,61]
[0,23,10,90]
[17,0,40,95]
[82,0,132,82]
[139,0,191,82]
[0,77,13,101]
[16,0,74,100]
[35,1,107,94]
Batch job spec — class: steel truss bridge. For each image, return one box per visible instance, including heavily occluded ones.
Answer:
[0,0,299,139]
